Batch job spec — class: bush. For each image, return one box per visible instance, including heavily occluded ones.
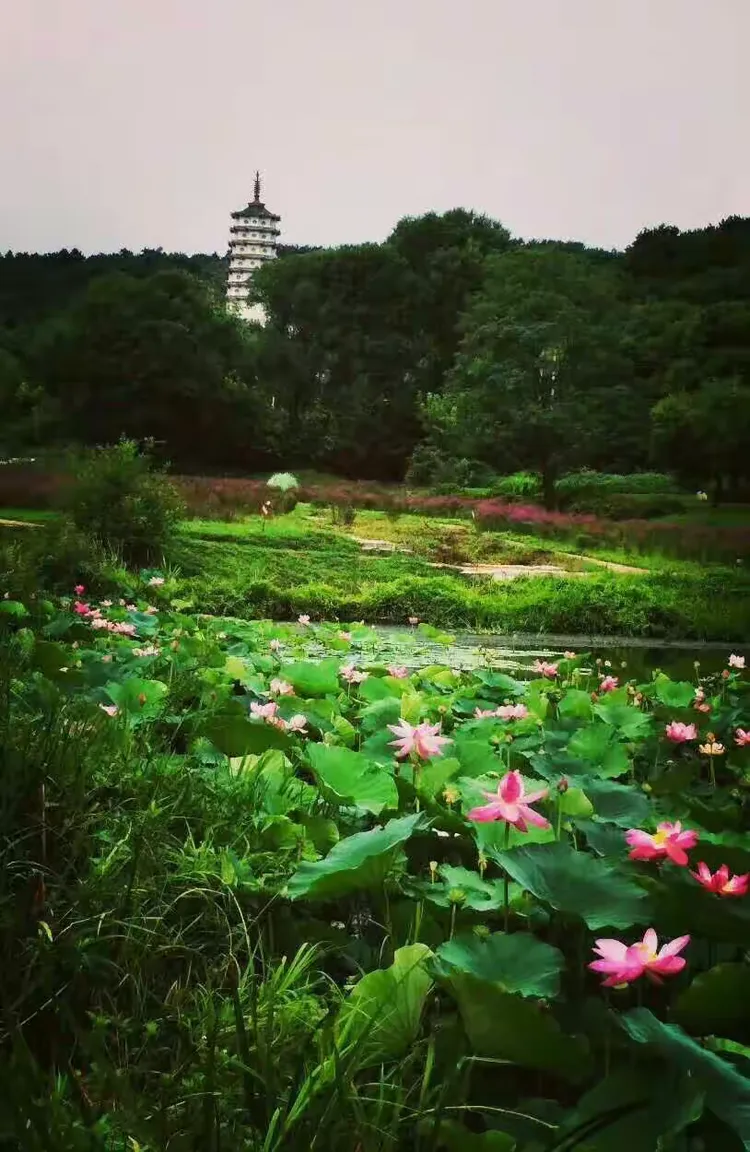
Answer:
[556,470,679,498]
[564,492,690,520]
[490,471,543,501]
[0,519,124,599]
[64,440,184,563]
[330,503,357,527]
[406,444,496,488]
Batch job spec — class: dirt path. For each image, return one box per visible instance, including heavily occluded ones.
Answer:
[348,534,648,578]
[574,554,648,575]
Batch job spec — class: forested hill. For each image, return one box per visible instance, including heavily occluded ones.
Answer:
[0,250,225,330]
[1,212,749,487]
[0,244,315,331]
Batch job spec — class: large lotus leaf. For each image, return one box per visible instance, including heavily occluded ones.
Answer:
[564,775,650,828]
[105,677,168,719]
[525,683,550,721]
[434,930,564,997]
[593,701,653,740]
[556,1065,704,1152]
[357,676,397,704]
[558,688,594,720]
[286,812,425,901]
[473,669,524,694]
[359,696,402,734]
[491,841,651,930]
[229,749,317,814]
[445,975,591,1083]
[417,756,460,799]
[621,1009,750,1147]
[653,674,697,709]
[336,944,433,1064]
[691,831,750,878]
[437,866,507,912]
[307,744,398,815]
[559,786,595,819]
[453,736,504,779]
[650,871,750,948]
[674,964,750,1041]
[201,708,292,756]
[278,659,340,697]
[567,724,630,779]
[0,600,27,618]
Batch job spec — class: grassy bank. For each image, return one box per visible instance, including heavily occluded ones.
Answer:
[3,507,749,641]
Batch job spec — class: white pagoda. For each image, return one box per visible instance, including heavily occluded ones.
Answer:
[226,171,281,324]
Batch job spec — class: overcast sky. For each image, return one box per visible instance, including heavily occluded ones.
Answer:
[2,0,748,256]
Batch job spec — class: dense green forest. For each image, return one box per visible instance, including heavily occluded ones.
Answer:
[2,213,750,494]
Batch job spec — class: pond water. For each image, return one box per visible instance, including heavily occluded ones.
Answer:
[361,626,748,681]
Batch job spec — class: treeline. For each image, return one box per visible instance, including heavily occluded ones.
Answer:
[2,212,750,499]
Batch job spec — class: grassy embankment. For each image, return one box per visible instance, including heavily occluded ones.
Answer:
[3,501,749,640]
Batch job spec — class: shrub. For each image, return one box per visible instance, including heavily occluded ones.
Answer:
[556,470,680,498]
[564,492,690,520]
[330,503,357,527]
[406,444,496,488]
[64,440,184,563]
[491,471,543,501]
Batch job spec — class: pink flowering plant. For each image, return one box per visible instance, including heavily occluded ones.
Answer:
[2,588,750,1145]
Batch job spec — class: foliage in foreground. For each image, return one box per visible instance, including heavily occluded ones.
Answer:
[1,587,750,1150]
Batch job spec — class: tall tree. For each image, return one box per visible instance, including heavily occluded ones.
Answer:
[420,246,631,505]
[31,270,272,467]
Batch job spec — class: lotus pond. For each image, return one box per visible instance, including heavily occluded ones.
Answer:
[2,585,750,1151]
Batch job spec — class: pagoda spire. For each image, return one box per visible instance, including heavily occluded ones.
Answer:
[253,170,261,202]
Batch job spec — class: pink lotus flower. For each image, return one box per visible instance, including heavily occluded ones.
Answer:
[468,770,550,831]
[285,714,308,733]
[74,584,85,595]
[735,728,750,747]
[269,678,294,696]
[73,601,91,616]
[99,704,119,717]
[691,862,749,897]
[338,631,352,641]
[729,654,745,669]
[145,605,158,615]
[101,654,113,663]
[90,616,110,630]
[408,616,419,626]
[599,675,619,693]
[147,576,165,587]
[665,721,698,744]
[388,719,452,760]
[626,821,698,867]
[133,645,160,658]
[125,604,137,612]
[387,665,409,679]
[474,708,497,720]
[269,639,282,652]
[495,703,529,721]
[589,929,689,987]
[533,660,558,679]
[340,663,368,684]
[101,599,112,608]
[564,651,577,660]
[298,614,311,625]
[250,701,280,722]
[112,622,136,636]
